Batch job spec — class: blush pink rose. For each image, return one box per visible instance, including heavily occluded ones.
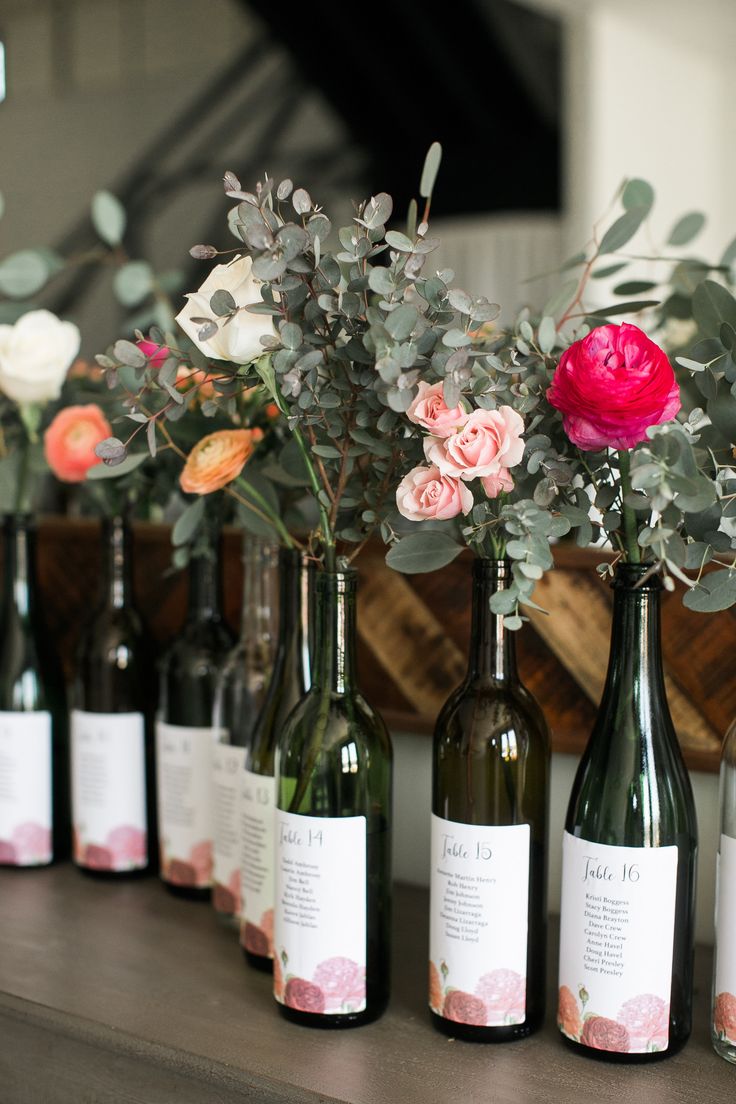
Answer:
[481,468,514,498]
[137,339,170,368]
[580,1015,631,1053]
[44,404,113,483]
[617,994,669,1051]
[407,381,469,437]
[547,322,680,451]
[424,406,524,482]
[442,989,488,1025]
[396,464,473,521]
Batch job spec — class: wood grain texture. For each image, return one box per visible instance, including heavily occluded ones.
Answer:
[0,865,731,1104]
[22,518,736,771]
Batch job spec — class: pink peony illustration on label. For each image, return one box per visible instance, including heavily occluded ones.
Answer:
[243,908,274,958]
[163,839,212,887]
[558,987,670,1054]
[75,824,146,872]
[312,956,366,1013]
[429,959,525,1026]
[213,868,242,916]
[714,992,736,1044]
[0,822,52,866]
[284,977,326,1014]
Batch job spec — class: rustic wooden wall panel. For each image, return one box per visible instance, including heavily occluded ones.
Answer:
[21,519,735,772]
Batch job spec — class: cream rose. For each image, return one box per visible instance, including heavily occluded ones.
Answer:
[396,464,473,521]
[424,406,524,482]
[176,255,271,363]
[0,310,80,405]
[406,381,468,437]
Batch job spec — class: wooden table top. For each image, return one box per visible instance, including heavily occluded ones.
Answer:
[0,865,732,1103]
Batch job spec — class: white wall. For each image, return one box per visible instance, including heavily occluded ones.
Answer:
[392,730,719,945]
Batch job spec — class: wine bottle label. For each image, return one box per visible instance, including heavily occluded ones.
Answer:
[429,814,529,1026]
[71,710,147,872]
[713,833,736,1045]
[211,743,245,914]
[0,710,52,866]
[558,831,677,1054]
[155,721,217,888]
[239,769,276,955]
[274,810,367,1015]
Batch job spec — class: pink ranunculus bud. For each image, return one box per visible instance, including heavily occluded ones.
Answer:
[424,406,525,482]
[136,339,170,369]
[396,464,473,521]
[547,323,680,451]
[481,468,514,498]
[406,381,469,438]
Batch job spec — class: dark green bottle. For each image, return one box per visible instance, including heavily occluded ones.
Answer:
[156,540,235,900]
[211,534,276,921]
[273,569,392,1028]
[558,564,697,1061]
[430,558,549,1041]
[240,546,311,967]
[0,515,68,867]
[71,516,156,878]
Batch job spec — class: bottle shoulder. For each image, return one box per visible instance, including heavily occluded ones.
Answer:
[435,678,549,744]
[278,686,392,757]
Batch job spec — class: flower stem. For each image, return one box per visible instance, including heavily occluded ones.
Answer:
[230,476,295,549]
[618,449,641,563]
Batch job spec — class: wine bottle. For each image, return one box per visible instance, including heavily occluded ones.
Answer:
[0,515,68,867]
[274,569,392,1028]
[71,516,156,877]
[156,539,235,899]
[712,717,736,1062]
[430,558,548,1041]
[240,546,311,967]
[211,535,276,921]
[558,564,697,1061]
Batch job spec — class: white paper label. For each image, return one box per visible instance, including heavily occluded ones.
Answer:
[239,769,276,955]
[274,810,366,1015]
[558,831,677,1054]
[0,711,52,866]
[71,710,147,872]
[212,743,245,914]
[429,814,529,1025]
[714,833,736,1044]
[156,721,216,888]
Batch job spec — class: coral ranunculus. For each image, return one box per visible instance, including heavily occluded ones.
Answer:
[714,992,736,1043]
[558,985,582,1039]
[179,428,263,495]
[547,322,680,451]
[396,464,473,521]
[44,404,113,482]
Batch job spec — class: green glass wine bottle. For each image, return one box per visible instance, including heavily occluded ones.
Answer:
[711,716,736,1062]
[0,515,68,867]
[273,569,392,1028]
[211,535,276,922]
[430,558,549,1041]
[558,564,697,1061]
[156,539,235,900]
[240,546,311,967]
[71,516,156,878]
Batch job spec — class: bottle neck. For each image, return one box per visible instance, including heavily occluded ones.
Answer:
[188,546,223,621]
[468,559,517,683]
[313,571,357,694]
[275,546,306,669]
[3,515,36,620]
[601,564,666,710]
[102,515,133,610]
[239,535,276,651]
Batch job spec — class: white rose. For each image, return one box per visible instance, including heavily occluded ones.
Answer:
[0,309,80,406]
[176,255,271,364]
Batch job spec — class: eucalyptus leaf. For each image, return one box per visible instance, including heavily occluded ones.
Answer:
[172,498,206,547]
[683,569,736,612]
[91,190,126,246]
[598,206,647,255]
[87,452,147,480]
[0,250,50,298]
[385,530,462,574]
[668,212,706,247]
[419,141,443,199]
[113,261,153,307]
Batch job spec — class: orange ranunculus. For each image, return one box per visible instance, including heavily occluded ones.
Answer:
[179,428,263,495]
[44,403,113,482]
[175,365,217,403]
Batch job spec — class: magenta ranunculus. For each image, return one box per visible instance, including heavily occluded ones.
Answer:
[136,339,170,369]
[424,406,525,482]
[396,464,473,521]
[547,323,680,451]
[406,382,469,438]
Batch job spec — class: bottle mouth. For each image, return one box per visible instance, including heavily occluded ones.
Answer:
[611,561,661,591]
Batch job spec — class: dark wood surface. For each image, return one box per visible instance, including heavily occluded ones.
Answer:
[0,865,731,1103]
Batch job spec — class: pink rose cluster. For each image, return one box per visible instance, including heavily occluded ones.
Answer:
[547,322,680,451]
[396,383,524,522]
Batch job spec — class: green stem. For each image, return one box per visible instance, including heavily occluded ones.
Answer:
[13,438,31,515]
[231,476,295,549]
[618,449,641,563]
